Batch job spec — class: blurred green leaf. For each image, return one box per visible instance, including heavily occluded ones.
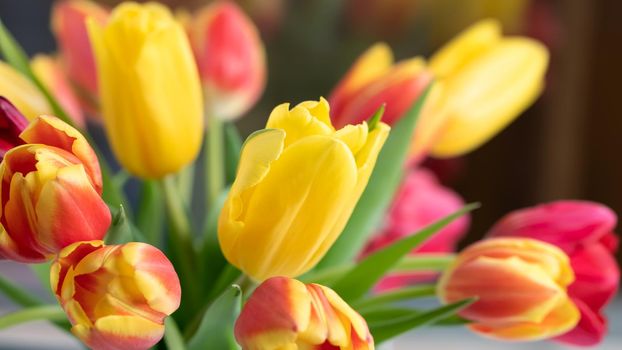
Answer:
[30,262,54,300]
[318,84,433,268]
[105,205,134,244]
[371,298,476,343]
[187,285,242,350]
[224,122,242,184]
[0,274,44,307]
[137,180,165,248]
[0,305,67,330]
[331,203,479,302]
[362,307,470,328]
[164,317,187,350]
[353,285,436,313]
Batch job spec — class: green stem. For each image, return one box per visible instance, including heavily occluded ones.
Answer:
[393,254,456,273]
[164,317,187,350]
[353,285,437,312]
[159,176,199,311]
[205,114,224,210]
[0,274,44,307]
[177,164,195,208]
[0,305,66,330]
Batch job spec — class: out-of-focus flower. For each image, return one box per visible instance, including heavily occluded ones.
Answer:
[88,2,204,178]
[219,98,389,281]
[235,276,374,350]
[51,0,108,100]
[427,19,549,157]
[329,43,432,129]
[345,0,419,38]
[0,61,51,119]
[438,238,580,341]
[0,107,109,263]
[362,168,469,290]
[31,54,86,127]
[189,1,266,120]
[0,97,29,157]
[51,240,181,350]
[488,201,620,346]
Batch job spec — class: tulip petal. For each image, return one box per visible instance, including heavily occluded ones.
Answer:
[0,61,51,119]
[554,298,606,346]
[267,101,334,147]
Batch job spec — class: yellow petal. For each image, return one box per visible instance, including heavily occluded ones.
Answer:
[0,61,50,119]
[266,102,334,147]
[335,43,394,97]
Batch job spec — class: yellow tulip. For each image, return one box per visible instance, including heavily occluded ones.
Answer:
[427,19,549,157]
[218,98,389,281]
[87,2,204,178]
[0,61,50,120]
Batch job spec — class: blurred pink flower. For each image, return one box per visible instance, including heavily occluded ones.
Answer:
[362,168,470,291]
[488,200,620,347]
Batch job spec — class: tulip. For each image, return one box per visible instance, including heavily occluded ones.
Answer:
[51,240,181,350]
[189,1,266,120]
[31,54,86,127]
[0,61,51,119]
[218,98,389,281]
[488,201,620,346]
[427,19,549,157]
[438,238,580,341]
[329,43,433,128]
[362,168,469,290]
[0,105,109,263]
[87,2,204,178]
[235,276,374,350]
[51,0,108,99]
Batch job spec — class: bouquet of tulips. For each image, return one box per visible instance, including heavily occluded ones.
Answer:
[0,1,618,349]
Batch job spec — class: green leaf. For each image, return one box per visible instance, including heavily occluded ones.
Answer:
[187,285,242,350]
[198,189,230,296]
[367,103,385,131]
[318,84,433,268]
[164,317,187,350]
[0,305,67,330]
[353,285,436,313]
[371,298,476,343]
[137,180,165,248]
[362,307,470,328]
[0,274,44,307]
[105,205,135,244]
[331,203,479,302]
[30,262,54,300]
[224,122,243,184]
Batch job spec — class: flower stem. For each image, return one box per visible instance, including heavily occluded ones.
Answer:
[205,114,224,210]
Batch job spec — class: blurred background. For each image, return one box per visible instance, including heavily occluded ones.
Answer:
[1,0,621,349]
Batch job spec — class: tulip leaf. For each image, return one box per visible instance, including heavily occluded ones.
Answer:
[318,84,433,268]
[0,305,67,331]
[224,122,243,185]
[370,298,476,343]
[164,317,187,350]
[187,285,242,350]
[0,274,45,307]
[352,285,437,313]
[331,203,479,302]
[367,103,385,131]
[105,205,135,244]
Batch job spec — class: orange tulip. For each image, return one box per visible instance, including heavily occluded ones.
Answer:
[438,238,580,341]
[51,240,181,350]
[0,101,108,262]
[235,276,374,350]
[189,1,266,120]
[51,0,108,100]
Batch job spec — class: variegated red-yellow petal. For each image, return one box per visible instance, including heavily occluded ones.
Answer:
[19,116,102,193]
[317,285,371,343]
[82,315,164,350]
[298,284,329,345]
[235,277,312,349]
[52,240,105,297]
[35,164,110,251]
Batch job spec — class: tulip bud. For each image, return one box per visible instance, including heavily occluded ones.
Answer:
[438,238,580,341]
[31,54,86,127]
[189,1,266,120]
[329,43,432,128]
[235,276,374,350]
[87,2,204,178]
[219,98,389,281]
[51,240,181,350]
[0,111,109,263]
[0,61,51,119]
[488,201,620,346]
[362,168,469,290]
[427,19,549,157]
[51,0,108,98]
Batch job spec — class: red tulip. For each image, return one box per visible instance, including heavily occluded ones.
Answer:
[0,102,108,262]
[488,200,620,346]
[362,168,469,290]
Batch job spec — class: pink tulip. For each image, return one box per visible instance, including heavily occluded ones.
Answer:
[488,200,619,346]
[362,168,470,290]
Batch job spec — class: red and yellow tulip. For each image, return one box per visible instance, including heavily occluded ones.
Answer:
[51,240,181,350]
[218,98,389,281]
[188,0,266,120]
[438,238,580,341]
[0,102,109,262]
[235,276,374,350]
